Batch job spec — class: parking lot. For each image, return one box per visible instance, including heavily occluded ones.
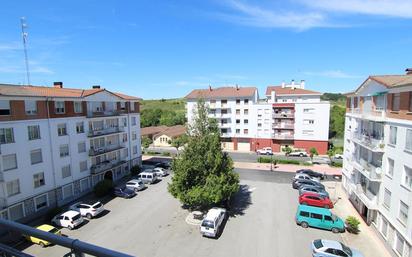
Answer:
[24,169,346,257]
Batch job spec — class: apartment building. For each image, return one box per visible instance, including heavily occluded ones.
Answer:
[0,82,142,222]
[185,81,330,154]
[343,69,412,257]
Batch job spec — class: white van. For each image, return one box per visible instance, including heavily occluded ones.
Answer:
[200,207,227,238]
[137,171,158,184]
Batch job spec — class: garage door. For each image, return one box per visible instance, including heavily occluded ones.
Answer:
[237,142,251,152]
[221,142,234,151]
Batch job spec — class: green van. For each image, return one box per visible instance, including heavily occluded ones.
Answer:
[295,204,345,233]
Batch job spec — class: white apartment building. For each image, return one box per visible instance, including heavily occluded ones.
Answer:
[0,82,142,222]
[185,81,330,154]
[343,69,412,257]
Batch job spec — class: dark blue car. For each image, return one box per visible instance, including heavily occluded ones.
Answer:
[114,186,136,198]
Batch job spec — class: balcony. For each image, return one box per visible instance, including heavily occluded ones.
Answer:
[352,158,383,181]
[351,132,384,152]
[347,107,386,122]
[272,133,294,140]
[90,159,127,174]
[88,126,125,138]
[87,110,121,118]
[273,123,294,129]
[272,113,294,119]
[89,143,126,156]
[353,184,378,209]
[219,123,231,128]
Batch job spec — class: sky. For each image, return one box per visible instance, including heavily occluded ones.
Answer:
[0,0,411,99]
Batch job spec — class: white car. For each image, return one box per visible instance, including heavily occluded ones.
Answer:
[52,210,84,230]
[126,179,147,192]
[311,239,364,257]
[334,154,344,159]
[256,147,273,155]
[293,173,320,183]
[200,207,227,238]
[69,201,105,219]
[153,167,169,177]
[289,151,308,157]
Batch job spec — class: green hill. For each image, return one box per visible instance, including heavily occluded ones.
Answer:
[139,98,186,128]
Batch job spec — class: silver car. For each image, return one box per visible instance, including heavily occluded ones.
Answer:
[299,185,329,198]
[311,239,364,257]
[126,179,147,192]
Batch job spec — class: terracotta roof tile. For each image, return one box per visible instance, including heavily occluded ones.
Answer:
[265,86,321,96]
[369,74,412,88]
[141,126,168,136]
[185,86,257,99]
[112,92,142,100]
[154,125,186,139]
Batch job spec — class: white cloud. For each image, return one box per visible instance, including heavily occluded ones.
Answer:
[0,42,21,51]
[299,0,412,18]
[303,70,361,79]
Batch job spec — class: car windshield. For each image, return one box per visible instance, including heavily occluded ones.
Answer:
[73,214,81,220]
[93,202,103,208]
[313,239,323,249]
[201,220,214,229]
[331,214,338,221]
[341,243,353,256]
[48,227,60,234]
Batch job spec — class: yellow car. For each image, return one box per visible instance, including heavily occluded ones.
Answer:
[28,224,61,247]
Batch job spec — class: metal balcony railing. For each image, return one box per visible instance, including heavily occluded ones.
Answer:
[90,159,127,174]
[272,133,294,140]
[89,143,126,156]
[88,126,125,137]
[354,184,378,209]
[272,113,294,119]
[87,110,121,118]
[352,132,385,152]
[352,158,383,181]
[272,123,294,129]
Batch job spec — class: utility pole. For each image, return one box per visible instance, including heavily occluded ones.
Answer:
[20,17,31,86]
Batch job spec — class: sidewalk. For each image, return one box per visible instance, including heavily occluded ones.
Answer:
[324,181,392,257]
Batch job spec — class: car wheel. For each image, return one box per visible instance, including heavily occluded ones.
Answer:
[301,222,309,228]
[332,227,340,233]
[86,213,93,219]
[299,153,304,157]
[68,225,73,230]
[39,241,45,248]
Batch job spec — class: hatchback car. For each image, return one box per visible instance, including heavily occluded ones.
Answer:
[51,210,84,230]
[311,239,364,257]
[299,193,333,209]
[69,201,105,219]
[293,179,325,190]
[293,173,320,183]
[126,179,147,192]
[299,186,330,198]
[289,151,308,157]
[114,186,136,198]
[296,169,325,180]
[153,167,169,177]
[27,224,61,247]
[200,207,227,238]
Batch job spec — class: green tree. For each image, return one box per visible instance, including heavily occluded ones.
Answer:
[169,134,189,154]
[141,109,163,127]
[141,136,152,150]
[309,147,318,161]
[168,100,240,210]
[327,148,335,161]
[329,105,346,138]
[282,146,292,156]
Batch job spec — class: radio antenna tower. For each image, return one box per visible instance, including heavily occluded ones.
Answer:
[20,17,31,85]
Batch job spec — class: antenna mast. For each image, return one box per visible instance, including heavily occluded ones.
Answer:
[20,17,31,86]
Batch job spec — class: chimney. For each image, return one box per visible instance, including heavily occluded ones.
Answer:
[92,85,101,89]
[300,80,305,89]
[236,84,239,90]
[291,79,295,89]
[406,68,412,75]
[208,85,212,91]
[53,82,63,88]
[281,82,285,88]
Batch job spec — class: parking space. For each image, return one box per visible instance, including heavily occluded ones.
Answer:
[23,169,349,257]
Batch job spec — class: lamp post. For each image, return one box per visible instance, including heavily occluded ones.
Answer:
[270,139,273,171]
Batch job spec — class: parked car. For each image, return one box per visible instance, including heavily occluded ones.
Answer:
[299,186,330,198]
[289,151,308,157]
[334,154,344,160]
[296,169,325,180]
[312,157,331,165]
[256,147,273,155]
[114,186,136,198]
[51,210,84,230]
[311,239,364,257]
[200,207,227,238]
[27,224,61,247]
[153,167,169,177]
[295,205,345,233]
[292,179,325,190]
[293,173,320,183]
[69,201,105,219]
[138,171,159,184]
[126,179,147,192]
[299,192,333,209]
[155,162,171,169]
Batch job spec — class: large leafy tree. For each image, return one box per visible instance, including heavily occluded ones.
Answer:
[168,100,239,210]
[329,105,346,138]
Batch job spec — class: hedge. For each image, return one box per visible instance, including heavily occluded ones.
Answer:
[257,157,312,166]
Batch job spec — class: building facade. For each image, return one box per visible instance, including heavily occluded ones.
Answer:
[0,82,142,222]
[343,69,412,257]
[185,81,330,154]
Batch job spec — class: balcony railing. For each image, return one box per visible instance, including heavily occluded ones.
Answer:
[272,123,294,129]
[219,123,231,128]
[89,143,126,156]
[272,113,294,119]
[88,126,125,137]
[352,157,383,181]
[354,184,378,209]
[272,133,294,140]
[351,132,385,152]
[0,197,6,209]
[90,159,127,174]
[87,110,121,118]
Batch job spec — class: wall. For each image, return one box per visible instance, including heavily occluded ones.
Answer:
[154,134,172,147]
[294,102,330,141]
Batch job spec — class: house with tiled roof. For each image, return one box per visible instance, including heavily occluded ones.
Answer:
[0,82,142,223]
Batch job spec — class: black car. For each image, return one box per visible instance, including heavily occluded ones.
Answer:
[292,179,325,190]
[296,169,325,180]
[114,187,136,198]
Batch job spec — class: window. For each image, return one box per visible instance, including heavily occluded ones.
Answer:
[62,184,73,199]
[300,211,309,217]
[406,129,412,152]
[236,99,240,105]
[130,102,135,111]
[258,123,262,127]
[395,233,405,256]
[78,142,86,153]
[404,166,412,190]
[0,128,14,144]
[310,213,323,220]
[303,119,314,125]
[122,133,128,142]
[303,108,314,113]
[389,126,397,145]
[55,101,65,114]
[131,117,137,126]
[324,216,333,222]
[387,158,394,177]
[25,100,37,115]
[244,99,249,104]
[120,102,126,110]
[33,172,45,188]
[6,179,20,196]
[244,119,248,124]
[34,194,48,210]
[236,129,240,134]
[392,93,400,111]
[62,165,71,178]
[57,124,67,136]
[122,117,127,127]
[303,130,314,135]
[132,132,137,140]
[221,109,228,114]
[28,125,40,140]
[30,149,42,164]
[380,218,388,237]
[60,144,69,157]
[80,178,89,192]
[74,101,82,113]
[79,160,88,172]
[9,203,24,221]
[76,122,84,133]
[236,109,240,115]
[3,154,17,171]
[236,119,240,124]
[244,109,249,115]
[399,201,408,225]
[244,129,249,135]
[383,188,391,208]
[133,145,138,154]
[0,100,10,115]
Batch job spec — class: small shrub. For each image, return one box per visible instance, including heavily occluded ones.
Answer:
[345,216,360,234]
[331,162,343,168]
[162,152,171,156]
[130,165,141,176]
[93,179,114,197]
[258,157,272,163]
[276,159,300,165]
[301,162,313,166]
[46,207,63,221]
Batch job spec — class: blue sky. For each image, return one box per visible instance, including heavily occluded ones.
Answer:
[0,0,412,99]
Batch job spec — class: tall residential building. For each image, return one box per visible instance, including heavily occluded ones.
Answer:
[343,69,412,257]
[185,80,330,154]
[0,82,142,222]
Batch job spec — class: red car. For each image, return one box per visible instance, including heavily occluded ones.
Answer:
[299,192,334,209]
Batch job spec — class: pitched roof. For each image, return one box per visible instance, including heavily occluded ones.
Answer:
[369,74,412,88]
[185,86,257,99]
[0,83,140,100]
[266,86,321,96]
[154,125,186,139]
[141,126,168,136]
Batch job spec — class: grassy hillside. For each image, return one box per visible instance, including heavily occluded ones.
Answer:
[321,93,346,106]
[139,98,186,127]
[140,98,185,113]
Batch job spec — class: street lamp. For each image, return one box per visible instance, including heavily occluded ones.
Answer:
[270,139,273,171]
